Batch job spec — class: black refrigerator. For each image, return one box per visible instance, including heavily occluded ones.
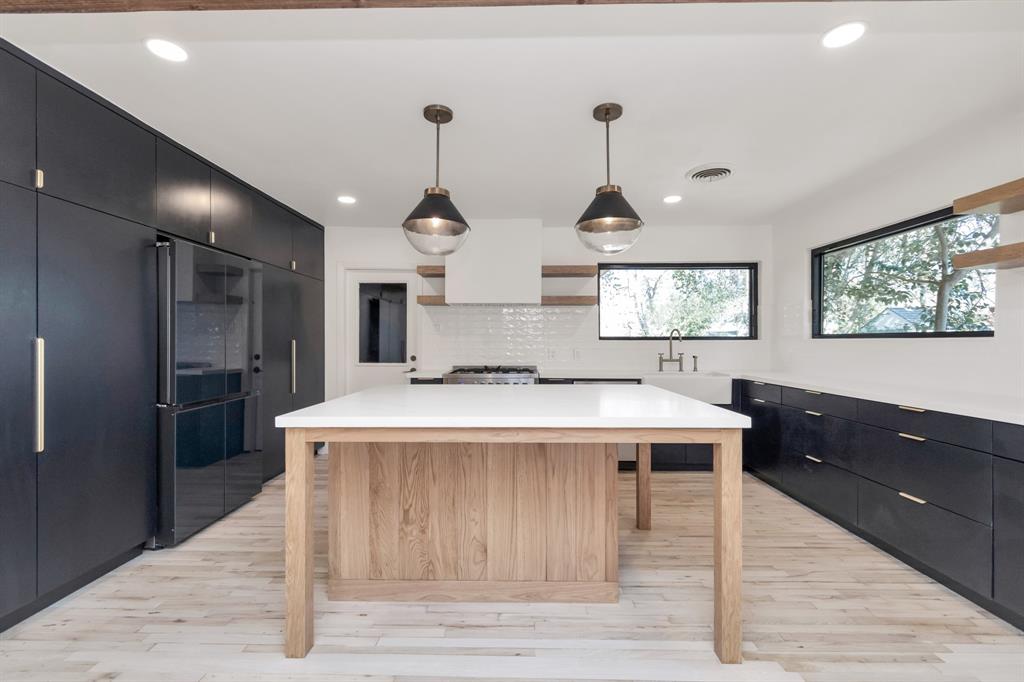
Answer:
[154,239,263,547]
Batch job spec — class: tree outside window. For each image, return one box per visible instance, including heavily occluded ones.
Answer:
[816,212,998,336]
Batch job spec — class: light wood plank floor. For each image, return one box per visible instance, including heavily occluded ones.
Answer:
[2,457,1022,682]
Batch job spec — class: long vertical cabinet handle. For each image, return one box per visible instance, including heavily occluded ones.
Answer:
[34,337,45,453]
[290,339,297,395]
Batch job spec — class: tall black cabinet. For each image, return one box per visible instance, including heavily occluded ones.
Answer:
[260,265,325,481]
[0,38,326,630]
[0,183,38,618]
[36,197,158,593]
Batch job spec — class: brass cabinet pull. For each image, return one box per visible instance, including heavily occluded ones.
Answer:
[804,389,822,395]
[898,432,926,442]
[34,338,45,453]
[208,230,216,245]
[805,455,823,463]
[805,410,822,417]
[898,405,926,413]
[753,381,765,386]
[33,168,45,189]
[898,491,927,505]
[752,398,766,403]
[290,339,297,395]
[290,260,297,271]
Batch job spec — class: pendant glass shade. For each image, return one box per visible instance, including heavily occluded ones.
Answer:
[402,187,470,256]
[575,185,643,254]
[574,102,643,254]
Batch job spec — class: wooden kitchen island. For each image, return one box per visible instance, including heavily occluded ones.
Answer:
[276,384,750,663]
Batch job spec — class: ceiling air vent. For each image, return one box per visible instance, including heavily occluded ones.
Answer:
[688,165,732,184]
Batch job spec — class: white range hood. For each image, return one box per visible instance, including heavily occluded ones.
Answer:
[444,219,542,304]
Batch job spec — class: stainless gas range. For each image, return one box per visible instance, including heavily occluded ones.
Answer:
[442,365,539,385]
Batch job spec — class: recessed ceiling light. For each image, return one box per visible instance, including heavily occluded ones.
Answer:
[663,195,682,204]
[337,195,357,205]
[822,22,866,49]
[145,39,188,62]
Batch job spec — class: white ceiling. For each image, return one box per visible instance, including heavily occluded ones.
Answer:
[1,2,1022,228]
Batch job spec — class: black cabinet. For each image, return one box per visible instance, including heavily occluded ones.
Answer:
[857,399,992,452]
[260,265,294,481]
[782,450,858,526]
[293,220,325,280]
[858,477,992,597]
[742,397,783,484]
[411,377,444,384]
[854,423,992,525]
[0,50,35,189]
[781,386,858,420]
[294,274,325,410]
[994,457,1024,616]
[651,443,713,469]
[251,194,294,272]
[741,380,782,404]
[157,140,211,244]
[37,74,156,226]
[780,407,857,471]
[0,183,38,619]
[211,171,253,258]
[994,422,1024,464]
[36,196,157,594]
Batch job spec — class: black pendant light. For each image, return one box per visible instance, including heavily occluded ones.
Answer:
[575,103,643,254]
[402,104,470,256]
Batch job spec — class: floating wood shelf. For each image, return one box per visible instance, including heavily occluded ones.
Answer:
[416,264,598,278]
[417,295,597,306]
[954,177,1024,215]
[953,242,1024,271]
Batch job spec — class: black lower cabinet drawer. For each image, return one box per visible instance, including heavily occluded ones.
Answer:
[780,406,858,471]
[855,423,992,525]
[994,422,1024,464]
[781,386,858,420]
[782,450,857,525]
[741,398,782,485]
[994,457,1024,616]
[651,444,713,469]
[858,478,992,597]
[741,380,782,404]
[857,399,993,453]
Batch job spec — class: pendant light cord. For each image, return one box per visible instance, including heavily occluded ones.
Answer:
[435,114,441,187]
[604,114,611,186]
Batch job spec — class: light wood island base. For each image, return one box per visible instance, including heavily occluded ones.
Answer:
[283,426,744,664]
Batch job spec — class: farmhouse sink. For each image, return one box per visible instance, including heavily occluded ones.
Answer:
[642,371,733,405]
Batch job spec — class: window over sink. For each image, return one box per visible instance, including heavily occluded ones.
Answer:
[812,208,999,338]
[598,263,758,340]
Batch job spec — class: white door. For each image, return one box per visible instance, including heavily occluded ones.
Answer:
[345,269,419,394]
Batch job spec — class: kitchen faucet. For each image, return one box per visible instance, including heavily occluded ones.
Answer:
[658,329,685,372]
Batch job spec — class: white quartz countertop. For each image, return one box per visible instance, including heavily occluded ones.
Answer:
[406,368,653,380]
[735,372,1024,426]
[276,383,751,430]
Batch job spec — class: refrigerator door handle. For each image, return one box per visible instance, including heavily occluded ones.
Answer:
[157,239,175,405]
[290,339,297,395]
[34,337,44,453]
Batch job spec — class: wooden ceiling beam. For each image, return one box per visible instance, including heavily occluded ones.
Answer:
[1,0,841,14]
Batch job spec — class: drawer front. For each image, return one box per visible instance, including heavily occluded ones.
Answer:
[742,380,782,404]
[780,406,857,471]
[857,399,992,452]
[994,457,1024,616]
[858,478,992,597]
[409,378,442,384]
[855,423,992,525]
[782,450,858,525]
[782,386,857,420]
[994,422,1024,464]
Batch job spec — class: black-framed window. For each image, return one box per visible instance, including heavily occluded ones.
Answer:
[598,263,758,340]
[812,208,998,338]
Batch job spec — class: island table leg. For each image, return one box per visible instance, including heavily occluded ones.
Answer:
[285,428,315,658]
[636,443,651,530]
[713,428,743,664]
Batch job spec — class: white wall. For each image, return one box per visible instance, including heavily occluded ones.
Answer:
[770,107,1024,404]
[325,222,773,399]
